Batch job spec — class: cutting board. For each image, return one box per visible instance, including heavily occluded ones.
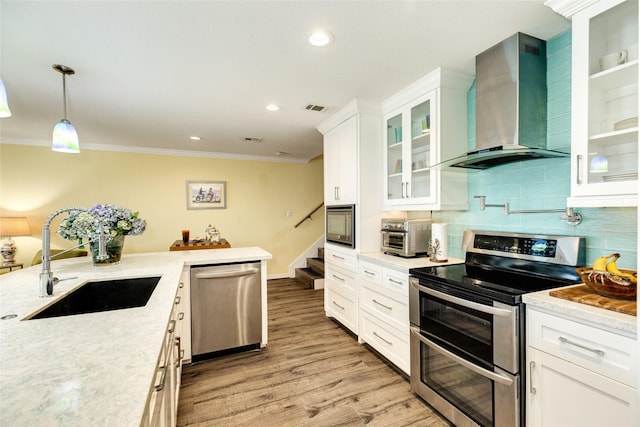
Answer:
[550,285,636,316]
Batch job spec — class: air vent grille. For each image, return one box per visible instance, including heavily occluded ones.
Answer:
[305,104,328,112]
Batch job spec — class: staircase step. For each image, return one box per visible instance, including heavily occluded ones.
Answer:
[318,247,324,260]
[295,267,323,289]
[306,257,325,275]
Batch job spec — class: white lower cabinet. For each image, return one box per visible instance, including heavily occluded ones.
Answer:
[526,307,638,427]
[358,260,410,375]
[324,245,359,334]
[142,277,186,427]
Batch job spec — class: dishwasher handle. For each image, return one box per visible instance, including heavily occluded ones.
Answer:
[194,268,259,280]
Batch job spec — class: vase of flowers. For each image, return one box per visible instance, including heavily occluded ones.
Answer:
[58,204,146,265]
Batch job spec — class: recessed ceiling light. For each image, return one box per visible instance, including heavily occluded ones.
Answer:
[266,104,279,111]
[190,136,202,141]
[276,151,288,156]
[308,31,334,47]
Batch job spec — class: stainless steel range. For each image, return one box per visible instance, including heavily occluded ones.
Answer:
[409,230,586,427]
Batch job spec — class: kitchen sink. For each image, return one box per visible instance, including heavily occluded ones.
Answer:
[26,276,161,320]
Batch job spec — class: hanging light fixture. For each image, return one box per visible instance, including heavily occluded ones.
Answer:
[52,64,79,153]
[0,77,11,118]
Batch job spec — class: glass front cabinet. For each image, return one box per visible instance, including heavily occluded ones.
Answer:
[383,68,473,210]
[564,0,639,207]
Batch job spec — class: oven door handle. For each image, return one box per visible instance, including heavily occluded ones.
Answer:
[410,279,512,318]
[410,326,514,386]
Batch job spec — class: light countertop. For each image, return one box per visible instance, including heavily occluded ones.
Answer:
[0,247,272,427]
[358,251,464,272]
[523,287,637,338]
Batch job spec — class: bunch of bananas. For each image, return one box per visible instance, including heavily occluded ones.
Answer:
[590,253,637,285]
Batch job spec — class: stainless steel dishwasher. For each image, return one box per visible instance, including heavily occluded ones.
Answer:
[190,261,262,361]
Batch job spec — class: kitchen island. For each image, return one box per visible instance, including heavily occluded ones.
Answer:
[0,247,272,427]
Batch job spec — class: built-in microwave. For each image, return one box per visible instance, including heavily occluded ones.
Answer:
[326,205,355,249]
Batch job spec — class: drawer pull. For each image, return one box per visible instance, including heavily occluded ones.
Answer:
[154,365,167,392]
[372,299,392,311]
[387,278,403,286]
[332,274,346,282]
[178,312,184,321]
[332,254,345,261]
[167,319,176,334]
[174,296,181,305]
[373,331,392,346]
[364,270,376,277]
[332,300,345,310]
[559,336,605,356]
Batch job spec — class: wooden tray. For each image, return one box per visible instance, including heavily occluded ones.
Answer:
[550,285,636,316]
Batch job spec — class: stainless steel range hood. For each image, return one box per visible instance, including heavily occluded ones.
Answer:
[433,32,569,171]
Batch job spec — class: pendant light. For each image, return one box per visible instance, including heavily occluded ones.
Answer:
[0,77,11,118]
[52,64,79,153]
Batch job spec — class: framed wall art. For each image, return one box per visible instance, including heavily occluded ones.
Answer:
[186,180,227,210]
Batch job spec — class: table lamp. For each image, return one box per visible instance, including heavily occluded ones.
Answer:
[0,217,31,265]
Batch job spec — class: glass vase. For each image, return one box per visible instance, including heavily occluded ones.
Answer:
[90,235,125,266]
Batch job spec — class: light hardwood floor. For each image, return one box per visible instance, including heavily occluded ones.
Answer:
[177,278,449,426]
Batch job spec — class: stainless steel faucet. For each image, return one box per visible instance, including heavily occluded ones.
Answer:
[39,207,109,297]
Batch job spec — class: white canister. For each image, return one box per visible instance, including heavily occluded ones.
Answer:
[430,223,448,262]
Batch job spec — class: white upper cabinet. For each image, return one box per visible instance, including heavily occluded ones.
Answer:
[382,68,473,211]
[323,115,358,205]
[563,0,639,207]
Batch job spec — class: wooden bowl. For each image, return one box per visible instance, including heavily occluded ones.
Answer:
[576,267,637,300]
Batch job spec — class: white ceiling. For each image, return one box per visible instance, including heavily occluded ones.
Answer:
[0,0,570,163]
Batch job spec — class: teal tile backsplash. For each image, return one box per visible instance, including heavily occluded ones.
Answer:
[413,30,638,269]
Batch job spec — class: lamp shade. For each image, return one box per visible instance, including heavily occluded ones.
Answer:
[52,119,80,153]
[0,77,11,118]
[0,217,31,237]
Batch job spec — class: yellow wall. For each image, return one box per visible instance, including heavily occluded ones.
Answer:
[0,144,324,275]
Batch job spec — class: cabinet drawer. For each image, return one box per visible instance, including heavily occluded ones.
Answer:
[359,261,382,286]
[325,286,357,334]
[382,269,409,296]
[360,311,409,374]
[360,284,408,331]
[326,247,358,273]
[326,263,356,294]
[527,308,637,387]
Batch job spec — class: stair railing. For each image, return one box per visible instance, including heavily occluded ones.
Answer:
[294,203,324,229]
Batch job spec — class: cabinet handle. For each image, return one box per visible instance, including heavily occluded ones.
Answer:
[406,181,410,198]
[558,336,605,356]
[332,274,345,282]
[179,281,184,288]
[401,182,406,198]
[373,331,393,345]
[332,300,345,310]
[175,337,181,368]
[372,299,392,311]
[576,154,582,185]
[332,254,345,261]
[363,270,376,277]
[178,312,184,321]
[168,319,176,334]
[387,278,403,286]
[174,296,181,305]
[154,364,167,392]
[529,361,536,394]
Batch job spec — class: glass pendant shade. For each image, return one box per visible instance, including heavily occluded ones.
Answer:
[52,119,80,153]
[0,77,11,118]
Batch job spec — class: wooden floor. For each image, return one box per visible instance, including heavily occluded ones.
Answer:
[177,278,449,427]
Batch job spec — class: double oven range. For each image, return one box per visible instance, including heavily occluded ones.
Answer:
[409,230,585,427]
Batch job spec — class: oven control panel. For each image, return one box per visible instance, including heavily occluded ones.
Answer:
[461,230,585,266]
[474,235,557,257]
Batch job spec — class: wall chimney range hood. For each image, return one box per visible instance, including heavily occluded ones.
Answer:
[433,32,569,171]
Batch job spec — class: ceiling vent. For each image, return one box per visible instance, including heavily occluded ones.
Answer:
[305,104,329,112]
[242,137,263,143]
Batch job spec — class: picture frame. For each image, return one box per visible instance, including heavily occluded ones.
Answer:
[186,180,227,210]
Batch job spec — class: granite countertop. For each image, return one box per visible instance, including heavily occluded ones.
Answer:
[358,251,464,273]
[0,247,272,427]
[523,287,637,338]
